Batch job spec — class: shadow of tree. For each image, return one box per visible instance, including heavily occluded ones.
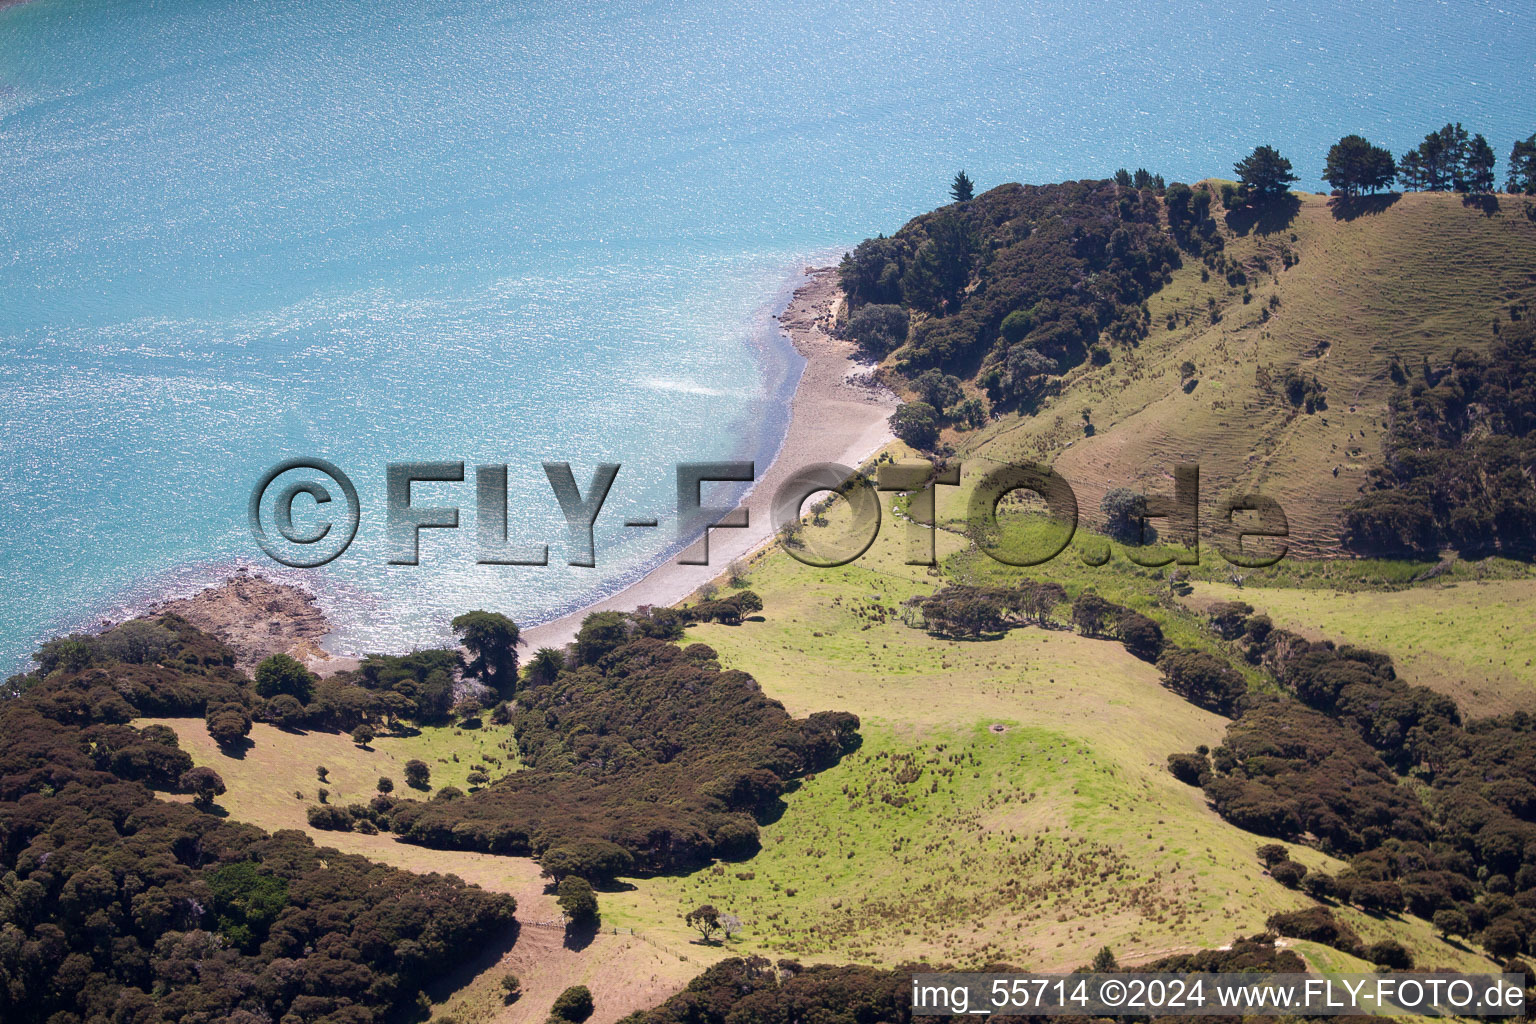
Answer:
[563,918,598,951]
[213,736,254,760]
[1226,192,1302,235]
[1462,193,1500,217]
[1328,192,1402,221]
[422,921,520,1004]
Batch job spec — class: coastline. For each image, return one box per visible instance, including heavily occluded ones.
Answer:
[518,265,896,652]
[117,266,893,671]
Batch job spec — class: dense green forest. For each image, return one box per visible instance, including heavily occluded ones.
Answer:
[840,178,1182,412]
[0,617,517,1024]
[1344,319,1536,557]
[312,608,861,875]
[617,936,1318,1024]
[1171,601,1536,967]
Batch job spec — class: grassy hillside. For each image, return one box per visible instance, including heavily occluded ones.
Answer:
[930,191,1536,556]
[603,538,1498,978]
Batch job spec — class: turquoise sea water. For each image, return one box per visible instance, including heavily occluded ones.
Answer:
[1,0,1531,671]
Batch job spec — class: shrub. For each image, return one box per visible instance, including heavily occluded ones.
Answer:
[889,401,940,449]
[845,303,909,354]
[551,985,594,1023]
[556,876,599,923]
[1365,940,1414,970]
[1270,860,1308,888]
[253,653,315,704]
[1167,752,1208,786]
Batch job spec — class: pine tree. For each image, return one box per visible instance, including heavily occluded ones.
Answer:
[950,169,975,203]
[1507,134,1536,194]
[1466,134,1496,193]
[1403,123,1469,191]
[1233,145,1298,202]
[1323,135,1395,196]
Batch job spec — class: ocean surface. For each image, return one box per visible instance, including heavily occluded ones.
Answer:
[1,0,1531,672]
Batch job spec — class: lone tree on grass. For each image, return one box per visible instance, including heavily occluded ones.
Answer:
[1100,487,1148,543]
[950,169,975,203]
[556,876,599,924]
[550,985,594,1023]
[1234,145,1298,203]
[205,702,252,748]
[500,972,522,1002]
[686,904,722,943]
[404,759,431,790]
[350,723,375,749]
[451,610,522,693]
[179,767,226,810]
[1091,946,1118,972]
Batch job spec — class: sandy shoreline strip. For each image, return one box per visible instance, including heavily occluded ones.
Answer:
[119,266,892,670]
[518,265,896,652]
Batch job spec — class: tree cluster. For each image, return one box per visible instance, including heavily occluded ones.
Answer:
[1170,602,1536,962]
[0,620,517,1024]
[906,581,1067,639]
[313,611,861,876]
[1323,135,1397,196]
[838,180,1180,410]
[1344,320,1536,558]
[1398,123,1498,193]
[620,936,1311,1024]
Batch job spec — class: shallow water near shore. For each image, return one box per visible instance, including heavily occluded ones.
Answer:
[1,0,1531,671]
